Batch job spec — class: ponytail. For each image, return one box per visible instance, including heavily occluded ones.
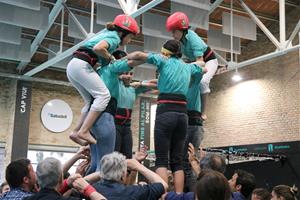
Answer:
[106,22,131,43]
[106,22,117,31]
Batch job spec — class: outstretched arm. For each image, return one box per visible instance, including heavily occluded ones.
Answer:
[130,79,158,89]
[63,146,90,175]
[73,177,106,200]
[188,143,201,176]
[83,172,101,184]
[127,159,168,192]
[127,51,149,62]
[127,59,146,68]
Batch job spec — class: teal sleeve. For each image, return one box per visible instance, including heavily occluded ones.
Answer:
[104,36,120,52]
[189,63,203,75]
[108,59,131,73]
[192,39,206,58]
[188,32,207,58]
[146,53,166,70]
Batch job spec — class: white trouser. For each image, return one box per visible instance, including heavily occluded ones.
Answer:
[200,58,218,94]
[66,58,110,113]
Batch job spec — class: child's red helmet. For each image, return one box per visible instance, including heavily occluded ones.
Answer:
[113,14,139,34]
[166,12,189,32]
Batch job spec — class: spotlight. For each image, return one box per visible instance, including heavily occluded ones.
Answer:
[232,73,242,82]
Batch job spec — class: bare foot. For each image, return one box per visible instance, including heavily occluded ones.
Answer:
[201,114,207,121]
[78,130,96,144]
[70,131,89,146]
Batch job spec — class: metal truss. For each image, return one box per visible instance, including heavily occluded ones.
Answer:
[24,0,164,77]
[16,0,66,72]
[23,0,300,76]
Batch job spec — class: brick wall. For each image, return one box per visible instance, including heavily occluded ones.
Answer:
[199,7,300,147]
[203,50,300,147]
[28,82,83,147]
[0,79,16,143]
[0,79,83,147]
[1,5,300,155]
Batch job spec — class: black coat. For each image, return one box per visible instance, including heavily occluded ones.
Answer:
[23,188,81,200]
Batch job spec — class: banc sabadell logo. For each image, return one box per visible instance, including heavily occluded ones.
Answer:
[41,99,73,133]
[47,113,67,119]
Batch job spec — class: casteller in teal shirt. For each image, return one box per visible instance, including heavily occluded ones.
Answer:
[84,29,121,67]
[97,59,131,99]
[117,81,149,109]
[146,53,204,96]
[181,30,207,62]
[187,72,203,112]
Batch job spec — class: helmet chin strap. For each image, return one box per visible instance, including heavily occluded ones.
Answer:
[180,29,188,43]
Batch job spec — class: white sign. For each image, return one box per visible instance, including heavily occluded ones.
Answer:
[41,99,73,133]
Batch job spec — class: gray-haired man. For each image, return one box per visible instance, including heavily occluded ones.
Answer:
[93,152,168,200]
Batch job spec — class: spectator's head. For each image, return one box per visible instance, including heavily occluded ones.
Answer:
[229,169,256,198]
[100,152,127,183]
[0,181,10,194]
[252,188,271,200]
[200,153,226,174]
[112,50,127,60]
[271,185,298,200]
[5,158,36,191]
[196,169,231,200]
[36,157,63,190]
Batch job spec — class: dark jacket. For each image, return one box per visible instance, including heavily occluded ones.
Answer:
[93,179,165,200]
[23,188,80,200]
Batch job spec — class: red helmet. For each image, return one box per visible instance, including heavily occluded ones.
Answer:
[113,14,139,34]
[166,12,189,32]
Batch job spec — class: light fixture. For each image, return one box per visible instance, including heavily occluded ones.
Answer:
[232,68,242,82]
[232,73,242,82]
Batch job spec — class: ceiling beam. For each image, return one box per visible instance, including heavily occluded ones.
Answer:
[218,2,279,22]
[16,0,66,72]
[24,0,165,77]
[0,72,71,86]
[272,0,300,8]
[227,43,300,71]
[239,0,281,49]
[209,0,224,14]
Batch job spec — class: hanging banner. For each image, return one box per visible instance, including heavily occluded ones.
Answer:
[215,141,300,154]
[139,97,151,167]
[11,80,32,160]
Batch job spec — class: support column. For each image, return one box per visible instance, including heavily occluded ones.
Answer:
[5,80,32,164]
[279,0,286,48]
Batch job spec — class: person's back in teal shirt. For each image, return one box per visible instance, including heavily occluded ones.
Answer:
[146,53,204,96]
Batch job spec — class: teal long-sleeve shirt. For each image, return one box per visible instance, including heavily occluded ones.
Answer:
[97,59,131,99]
[181,30,207,62]
[83,29,120,67]
[117,81,149,109]
[146,53,204,96]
